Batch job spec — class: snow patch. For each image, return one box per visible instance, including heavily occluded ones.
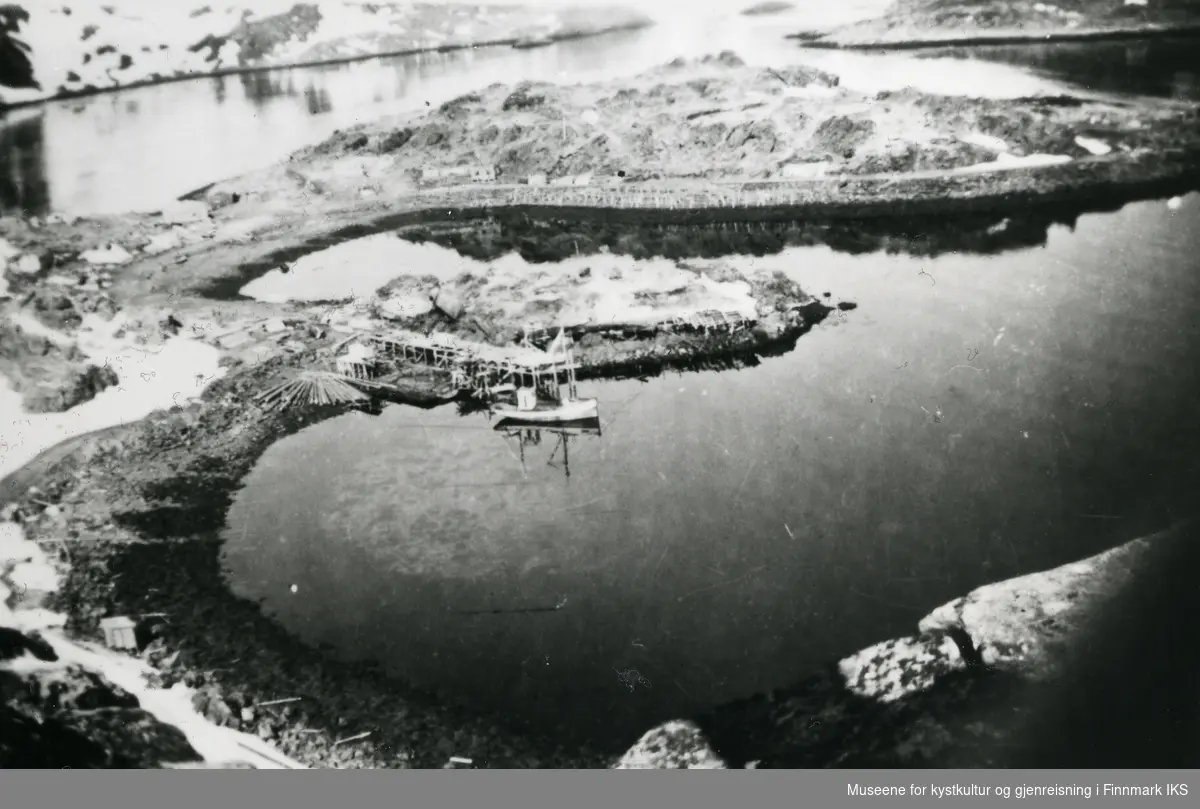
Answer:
[0,314,226,481]
[953,152,1072,175]
[1074,135,1111,156]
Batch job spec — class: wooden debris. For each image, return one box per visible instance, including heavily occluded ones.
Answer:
[254,371,370,411]
[332,731,372,746]
[254,696,303,708]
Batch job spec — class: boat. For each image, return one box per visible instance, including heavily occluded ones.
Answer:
[486,327,599,425]
[492,393,598,423]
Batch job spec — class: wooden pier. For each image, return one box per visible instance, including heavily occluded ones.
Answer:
[358,329,582,399]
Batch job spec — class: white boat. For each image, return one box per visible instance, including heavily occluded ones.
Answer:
[487,327,598,425]
[493,395,599,423]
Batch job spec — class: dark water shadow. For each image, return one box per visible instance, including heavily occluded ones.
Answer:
[202,201,1113,301]
[916,36,1200,101]
[0,110,49,214]
[394,207,1084,265]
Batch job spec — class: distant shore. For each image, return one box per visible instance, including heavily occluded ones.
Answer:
[804,22,1200,49]
[0,2,653,111]
[0,22,651,112]
[806,0,1200,50]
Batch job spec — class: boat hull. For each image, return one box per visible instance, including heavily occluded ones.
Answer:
[493,398,598,423]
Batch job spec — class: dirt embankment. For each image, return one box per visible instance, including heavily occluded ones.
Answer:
[0,1,654,109]
[810,0,1200,48]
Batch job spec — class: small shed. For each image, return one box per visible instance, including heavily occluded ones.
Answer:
[573,172,593,187]
[527,172,547,186]
[99,616,138,651]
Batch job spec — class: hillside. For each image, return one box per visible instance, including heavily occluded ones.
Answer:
[0,1,652,108]
[813,0,1200,47]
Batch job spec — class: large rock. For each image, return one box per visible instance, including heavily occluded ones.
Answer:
[23,363,121,414]
[919,538,1154,678]
[620,526,1194,769]
[12,252,46,275]
[613,721,727,769]
[433,287,465,320]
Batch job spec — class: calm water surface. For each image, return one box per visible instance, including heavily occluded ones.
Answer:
[223,194,1200,749]
[918,36,1200,102]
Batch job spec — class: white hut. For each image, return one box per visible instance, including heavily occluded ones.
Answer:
[99,616,138,651]
[527,172,548,186]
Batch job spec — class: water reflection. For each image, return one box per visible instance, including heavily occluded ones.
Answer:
[396,208,1088,265]
[0,108,49,213]
[495,419,604,481]
[918,36,1200,101]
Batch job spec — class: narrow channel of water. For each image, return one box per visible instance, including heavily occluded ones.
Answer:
[221,193,1200,750]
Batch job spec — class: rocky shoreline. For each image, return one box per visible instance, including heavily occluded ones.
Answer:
[618,520,1200,768]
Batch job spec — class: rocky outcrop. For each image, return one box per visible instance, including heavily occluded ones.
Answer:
[0,321,119,414]
[289,53,1200,186]
[618,522,1200,768]
[0,2,653,108]
[614,721,727,769]
[812,0,1200,49]
[0,654,205,768]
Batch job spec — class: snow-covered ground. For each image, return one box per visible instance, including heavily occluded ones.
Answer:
[0,310,226,482]
[0,1,651,107]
